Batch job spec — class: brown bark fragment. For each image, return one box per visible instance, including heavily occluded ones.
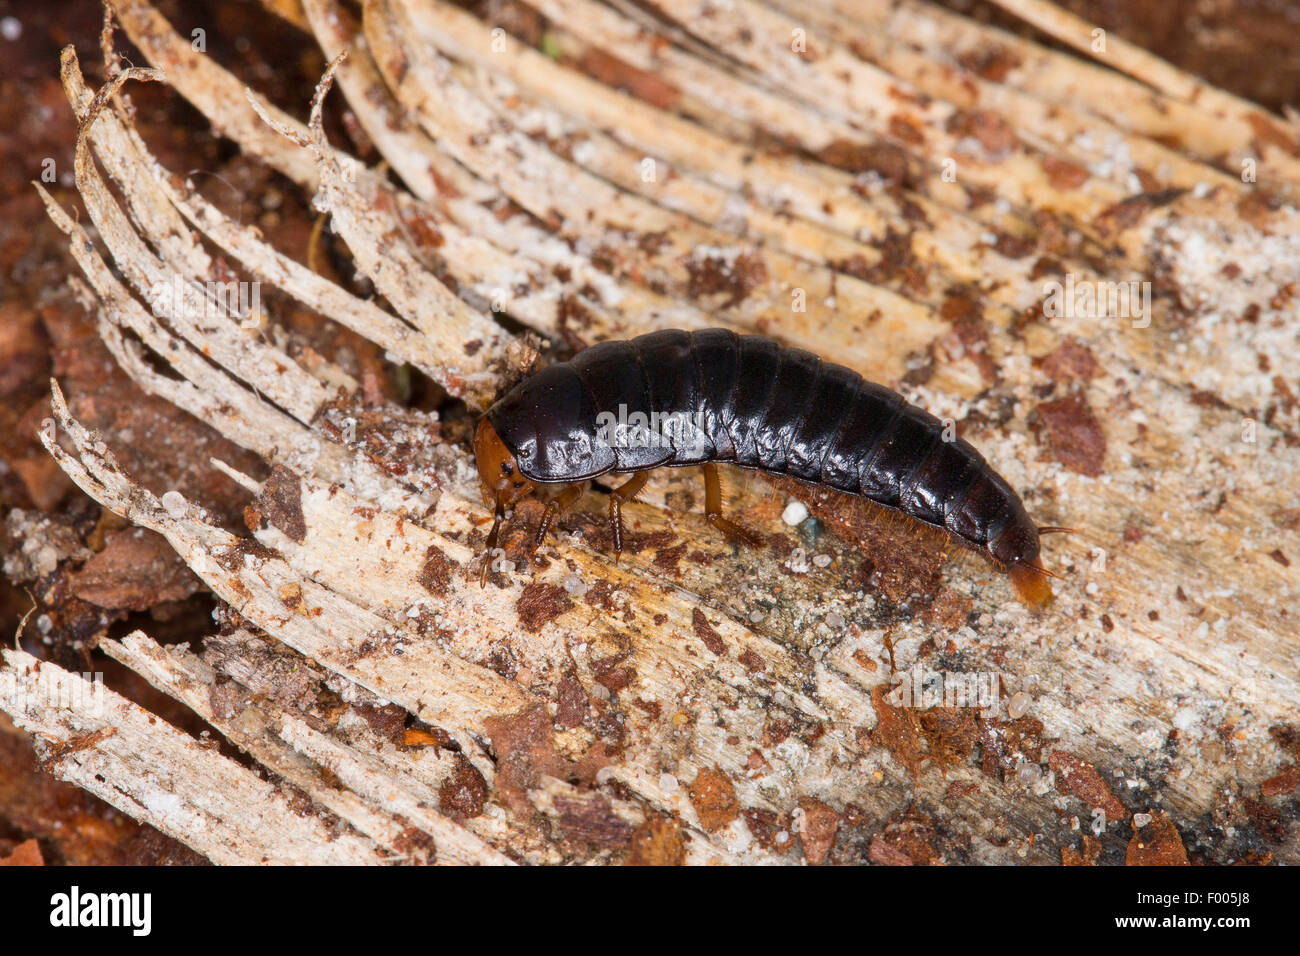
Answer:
[1049,750,1128,820]
[1261,765,1299,796]
[627,814,686,866]
[868,807,939,865]
[484,703,565,817]
[353,702,406,743]
[1035,338,1100,383]
[1041,155,1089,189]
[798,798,839,866]
[418,545,455,596]
[682,248,767,308]
[817,140,911,183]
[555,794,634,851]
[575,48,682,110]
[555,672,588,729]
[1062,834,1102,866]
[741,808,793,852]
[515,581,574,632]
[871,684,924,779]
[1035,394,1107,477]
[1126,813,1188,865]
[70,529,197,611]
[688,766,740,833]
[979,715,1045,777]
[957,45,1023,82]
[392,825,437,865]
[946,108,1016,157]
[1241,797,1286,842]
[888,114,926,147]
[691,607,726,656]
[1095,189,1185,236]
[438,754,488,821]
[255,466,307,542]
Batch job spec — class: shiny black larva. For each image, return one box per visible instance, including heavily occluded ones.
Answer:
[474,328,1055,605]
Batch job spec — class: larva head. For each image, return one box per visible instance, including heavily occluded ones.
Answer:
[474,417,536,509]
[989,517,1054,609]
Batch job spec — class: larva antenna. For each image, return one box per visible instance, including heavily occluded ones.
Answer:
[1037,525,1077,536]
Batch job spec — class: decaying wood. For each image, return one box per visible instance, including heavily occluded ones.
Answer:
[3,0,1298,864]
[0,648,378,864]
[986,0,1300,187]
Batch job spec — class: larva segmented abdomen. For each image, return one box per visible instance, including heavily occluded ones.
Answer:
[486,328,1041,568]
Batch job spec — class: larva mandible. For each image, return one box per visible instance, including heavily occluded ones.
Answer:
[474,328,1058,606]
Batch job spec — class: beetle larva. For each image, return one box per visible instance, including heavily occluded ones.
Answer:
[474,328,1056,606]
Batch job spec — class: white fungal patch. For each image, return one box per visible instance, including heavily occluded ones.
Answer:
[781,500,809,526]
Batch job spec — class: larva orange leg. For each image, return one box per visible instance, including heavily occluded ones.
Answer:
[485,502,505,552]
[702,463,763,548]
[478,501,506,588]
[608,472,651,560]
[533,483,586,555]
